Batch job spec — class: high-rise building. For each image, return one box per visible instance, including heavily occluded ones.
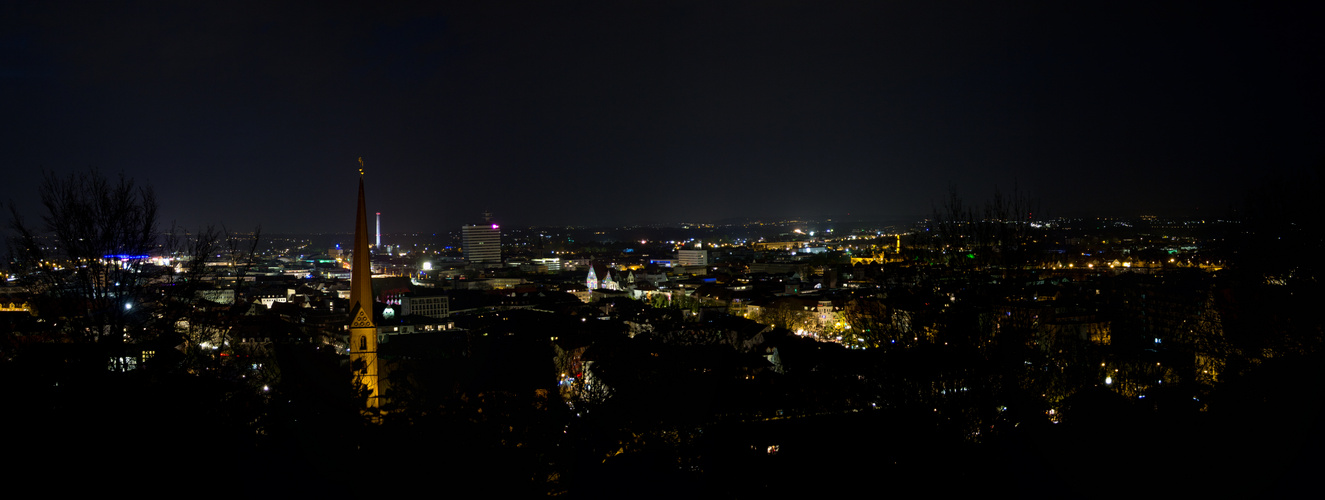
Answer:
[462,212,502,264]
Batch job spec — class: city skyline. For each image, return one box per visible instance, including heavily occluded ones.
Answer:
[3,3,1321,233]
[3,116,1321,495]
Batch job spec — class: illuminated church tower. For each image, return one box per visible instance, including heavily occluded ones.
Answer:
[349,167,380,410]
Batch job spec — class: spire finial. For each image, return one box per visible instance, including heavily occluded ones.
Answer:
[358,157,365,175]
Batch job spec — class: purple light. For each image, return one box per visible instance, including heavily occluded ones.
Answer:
[492,224,499,229]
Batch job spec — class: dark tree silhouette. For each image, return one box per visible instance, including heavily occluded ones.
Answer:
[8,169,159,344]
[929,183,1041,271]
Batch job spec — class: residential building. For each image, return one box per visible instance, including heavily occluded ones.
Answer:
[678,249,708,266]
[400,292,450,319]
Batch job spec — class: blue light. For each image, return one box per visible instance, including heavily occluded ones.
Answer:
[104,254,149,260]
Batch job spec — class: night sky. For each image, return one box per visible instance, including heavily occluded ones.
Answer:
[3,2,1322,233]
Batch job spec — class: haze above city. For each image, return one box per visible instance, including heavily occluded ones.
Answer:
[3,3,1321,232]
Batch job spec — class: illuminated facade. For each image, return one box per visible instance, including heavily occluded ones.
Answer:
[349,176,380,410]
[586,264,618,291]
[586,266,599,290]
[0,300,32,313]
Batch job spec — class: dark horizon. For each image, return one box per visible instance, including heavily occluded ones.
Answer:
[4,2,1322,232]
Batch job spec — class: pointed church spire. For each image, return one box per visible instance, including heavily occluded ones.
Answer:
[350,178,374,326]
[349,170,380,410]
